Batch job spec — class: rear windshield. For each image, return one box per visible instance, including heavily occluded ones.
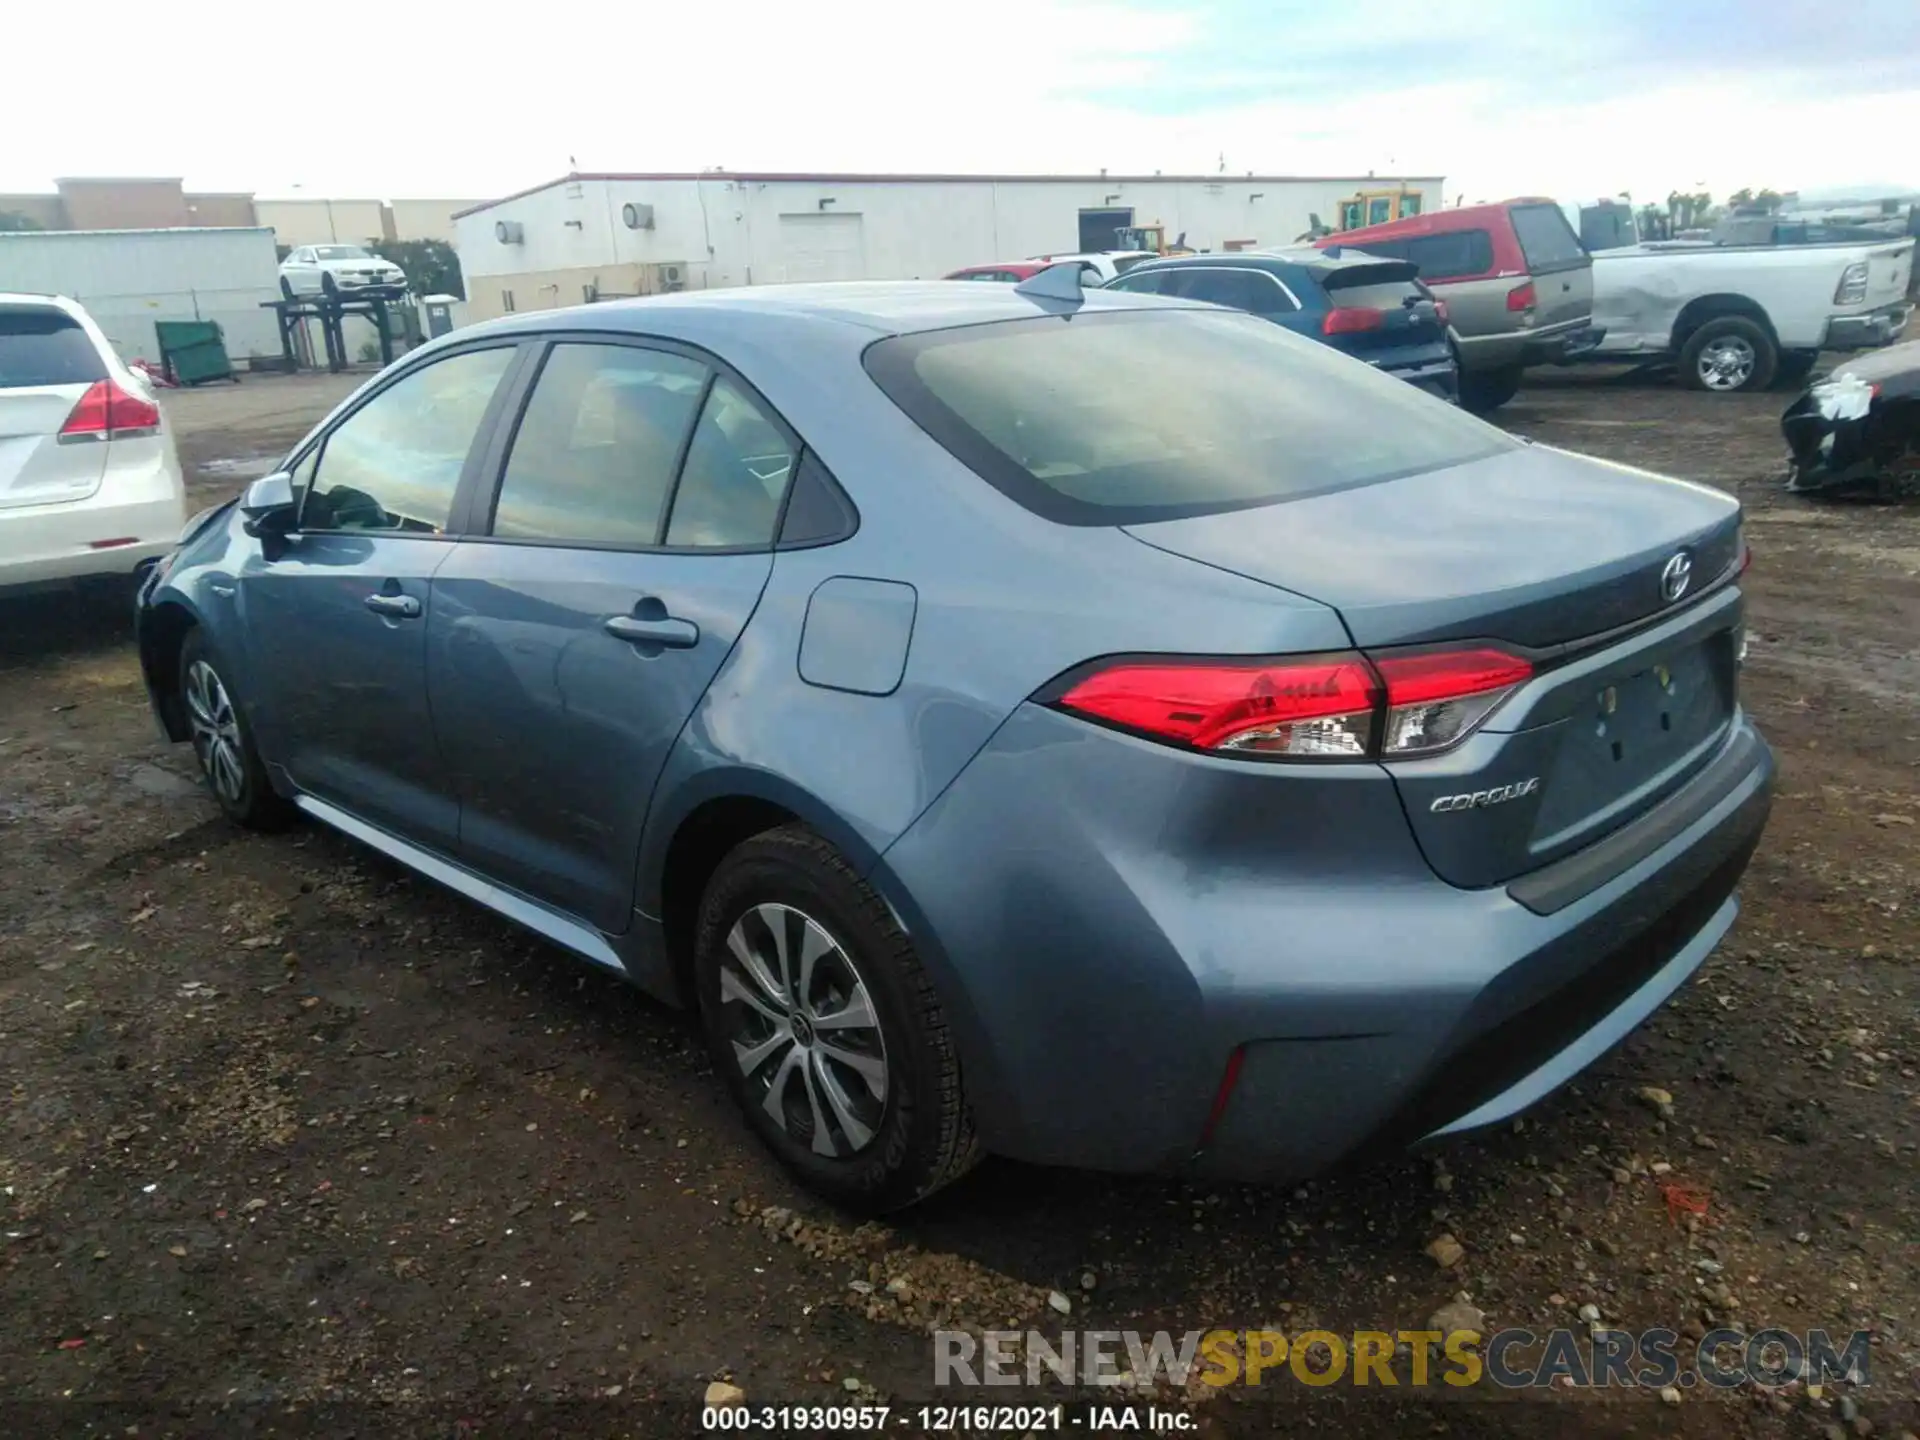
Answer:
[1319,262,1424,308]
[0,308,106,389]
[864,310,1510,525]
[1509,204,1588,271]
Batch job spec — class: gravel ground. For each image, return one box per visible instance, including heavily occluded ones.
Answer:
[1,362,1915,1438]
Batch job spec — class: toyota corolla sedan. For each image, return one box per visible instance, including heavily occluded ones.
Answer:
[136,273,1773,1212]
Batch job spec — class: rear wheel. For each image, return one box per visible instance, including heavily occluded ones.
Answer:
[693,826,978,1213]
[1459,364,1523,414]
[179,631,294,831]
[1680,316,1777,393]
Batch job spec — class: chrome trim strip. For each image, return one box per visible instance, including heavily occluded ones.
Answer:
[292,795,627,975]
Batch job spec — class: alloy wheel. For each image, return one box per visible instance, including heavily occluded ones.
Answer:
[1697,336,1756,391]
[185,659,245,803]
[718,902,889,1158]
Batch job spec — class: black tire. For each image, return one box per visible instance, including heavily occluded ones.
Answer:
[321,273,339,299]
[1774,350,1819,387]
[693,825,978,1213]
[1458,364,1523,414]
[279,276,295,300]
[1679,315,1777,393]
[178,630,294,831]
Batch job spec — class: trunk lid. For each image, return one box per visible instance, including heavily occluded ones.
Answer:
[1124,444,1745,887]
[1,305,110,510]
[1314,260,1452,367]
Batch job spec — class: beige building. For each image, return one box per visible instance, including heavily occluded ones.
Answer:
[1,178,483,248]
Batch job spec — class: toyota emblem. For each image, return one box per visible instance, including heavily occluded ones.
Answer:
[1660,551,1693,604]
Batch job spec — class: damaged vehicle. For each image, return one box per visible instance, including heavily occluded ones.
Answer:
[1782,339,1920,499]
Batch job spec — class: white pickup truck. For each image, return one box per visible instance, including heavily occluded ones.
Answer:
[1576,235,1914,392]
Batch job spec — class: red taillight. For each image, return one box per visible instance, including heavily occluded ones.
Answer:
[1197,1047,1246,1151]
[1433,298,1450,324]
[1505,281,1537,313]
[1055,654,1382,758]
[58,379,161,444]
[1051,646,1532,761]
[1322,306,1385,335]
[1373,648,1533,756]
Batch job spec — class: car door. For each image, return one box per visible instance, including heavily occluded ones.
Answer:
[426,338,792,932]
[240,342,522,849]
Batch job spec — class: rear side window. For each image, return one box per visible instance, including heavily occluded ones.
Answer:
[865,310,1510,526]
[1509,205,1588,271]
[1161,269,1298,315]
[662,376,796,548]
[1400,232,1495,281]
[0,309,106,389]
[492,343,707,545]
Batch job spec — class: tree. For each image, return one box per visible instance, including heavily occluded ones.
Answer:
[373,239,464,300]
[0,210,44,232]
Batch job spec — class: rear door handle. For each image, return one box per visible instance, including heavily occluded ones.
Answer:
[364,593,422,619]
[604,614,699,648]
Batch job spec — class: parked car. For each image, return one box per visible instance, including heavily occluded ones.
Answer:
[1781,338,1920,499]
[944,262,1052,283]
[1320,199,1602,412]
[278,244,408,300]
[137,280,1772,1212]
[1581,238,1914,392]
[1024,250,1157,284]
[1,293,186,591]
[1106,248,1458,400]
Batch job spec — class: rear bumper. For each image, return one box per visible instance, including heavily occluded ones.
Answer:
[1457,318,1603,371]
[0,470,184,589]
[1822,304,1912,351]
[876,703,1772,1181]
[1378,356,1459,401]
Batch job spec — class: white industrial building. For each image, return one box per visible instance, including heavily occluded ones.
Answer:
[0,226,283,367]
[453,171,1446,321]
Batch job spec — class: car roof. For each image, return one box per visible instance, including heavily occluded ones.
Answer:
[462,280,1208,349]
[0,291,86,316]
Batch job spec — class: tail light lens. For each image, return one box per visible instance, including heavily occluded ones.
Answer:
[1433,298,1451,324]
[1322,306,1385,335]
[1373,648,1534,757]
[1050,646,1532,762]
[58,379,162,444]
[1834,261,1869,306]
[1505,281,1537,313]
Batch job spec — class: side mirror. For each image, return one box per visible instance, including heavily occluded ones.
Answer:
[240,471,298,536]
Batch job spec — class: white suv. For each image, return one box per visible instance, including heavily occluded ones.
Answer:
[1,294,186,590]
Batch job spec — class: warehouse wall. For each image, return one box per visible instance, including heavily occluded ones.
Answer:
[456,174,1447,299]
[0,227,284,364]
[255,198,391,248]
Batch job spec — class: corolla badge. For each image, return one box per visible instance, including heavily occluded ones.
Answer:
[1430,777,1541,813]
[1660,550,1693,603]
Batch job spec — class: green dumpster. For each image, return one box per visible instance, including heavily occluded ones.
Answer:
[154,320,235,385]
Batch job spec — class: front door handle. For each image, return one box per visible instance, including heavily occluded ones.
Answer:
[604,613,699,648]
[364,593,422,619]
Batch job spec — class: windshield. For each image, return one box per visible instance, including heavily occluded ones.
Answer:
[864,310,1511,525]
[314,245,375,260]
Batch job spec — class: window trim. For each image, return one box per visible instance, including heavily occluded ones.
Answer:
[463,330,836,557]
[288,339,534,539]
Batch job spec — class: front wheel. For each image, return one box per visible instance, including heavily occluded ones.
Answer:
[694,826,978,1213]
[279,276,295,300]
[320,273,339,299]
[1679,316,1777,393]
[179,631,294,831]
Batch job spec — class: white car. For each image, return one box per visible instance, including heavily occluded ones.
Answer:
[1025,250,1159,284]
[278,244,408,299]
[1,293,186,590]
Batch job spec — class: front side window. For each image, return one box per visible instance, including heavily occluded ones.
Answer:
[866,310,1510,525]
[663,376,797,548]
[1400,193,1424,217]
[302,346,514,533]
[1368,197,1393,225]
[492,343,707,545]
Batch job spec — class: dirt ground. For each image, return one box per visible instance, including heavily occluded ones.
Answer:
[2,362,1916,1439]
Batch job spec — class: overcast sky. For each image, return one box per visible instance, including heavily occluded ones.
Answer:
[7,0,1917,206]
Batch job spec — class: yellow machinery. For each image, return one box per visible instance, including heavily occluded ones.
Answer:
[1335,188,1425,232]
[1115,222,1195,256]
